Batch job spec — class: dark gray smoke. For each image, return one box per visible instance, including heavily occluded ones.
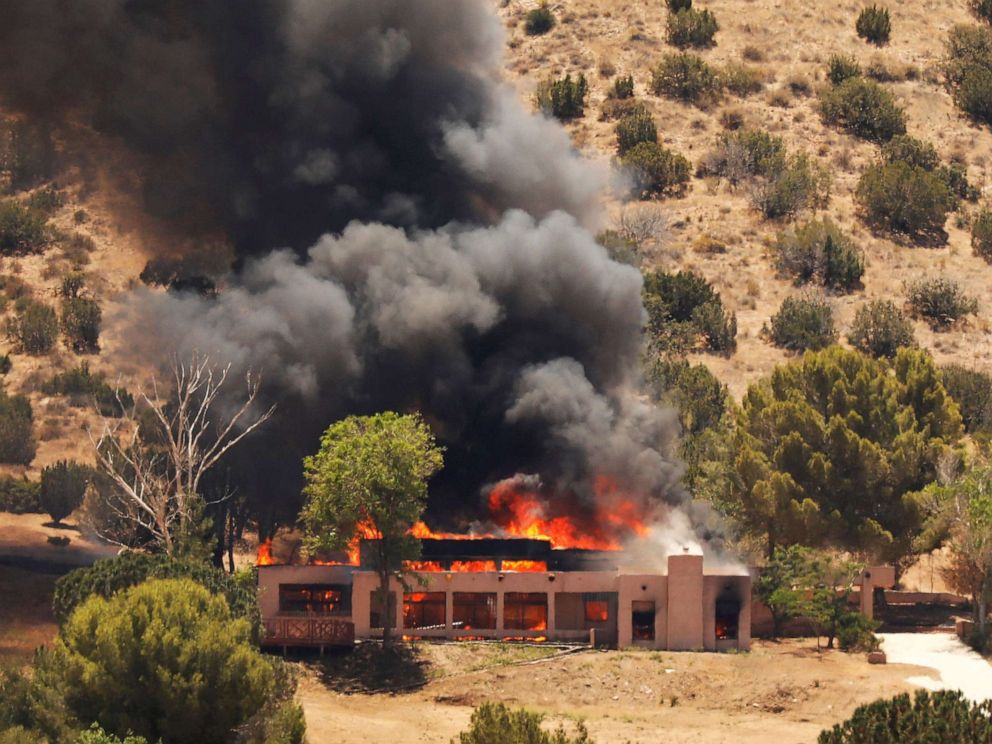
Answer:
[0,0,708,541]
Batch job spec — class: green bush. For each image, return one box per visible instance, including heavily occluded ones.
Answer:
[848,299,915,358]
[621,141,692,198]
[595,230,641,266]
[827,54,862,85]
[0,391,35,465]
[881,135,976,203]
[648,356,728,436]
[721,63,764,96]
[0,476,41,514]
[535,73,588,120]
[77,724,148,744]
[667,0,692,10]
[905,276,978,329]
[60,297,101,352]
[642,270,736,354]
[767,295,836,351]
[941,364,992,432]
[701,128,786,183]
[651,52,721,106]
[6,299,58,354]
[972,0,992,23]
[26,187,63,215]
[52,552,262,635]
[775,218,863,291]
[750,153,831,220]
[855,160,953,240]
[42,362,133,417]
[666,8,718,48]
[818,690,992,744]
[524,4,555,35]
[611,74,635,99]
[944,24,992,124]
[971,208,992,261]
[819,77,906,142]
[614,109,657,155]
[56,578,275,744]
[40,460,90,525]
[856,5,891,45]
[0,201,49,256]
[454,702,592,744]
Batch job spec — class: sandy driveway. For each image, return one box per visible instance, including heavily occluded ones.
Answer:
[878,632,992,703]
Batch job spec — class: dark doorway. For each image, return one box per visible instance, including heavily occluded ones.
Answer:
[715,590,740,641]
[632,600,656,641]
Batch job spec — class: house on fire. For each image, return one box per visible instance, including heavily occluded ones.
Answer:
[257,536,753,652]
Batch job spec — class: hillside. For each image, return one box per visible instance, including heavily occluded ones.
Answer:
[496,0,992,397]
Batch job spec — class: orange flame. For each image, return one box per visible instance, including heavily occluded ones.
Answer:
[256,538,275,566]
[501,560,547,572]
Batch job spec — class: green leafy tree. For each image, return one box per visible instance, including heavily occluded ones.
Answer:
[819,77,906,142]
[39,460,90,525]
[535,74,588,120]
[56,578,275,744]
[647,355,728,437]
[620,141,692,198]
[750,154,831,220]
[77,724,148,744]
[642,270,736,355]
[855,160,953,241]
[0,201,49,256]
[807,555,878,650]
[855,5,891,45]
[905,276,978,329]
[666,8,719,49]
[706,347,962,561]
[301,412,444,644]
[0,390,35,465]
[650,53,721,106]
[847,299,915,359]
[614,109,657,156]
[6,299,58,354]
[940,364,992,433]
[454,702,592,744]
[971,208,992,262]
[767,295,836,352]
[944,24,992,124]
[774,219,863,291]
[819,690,992,744]
[61,297,101,352]
[524,4,555,35]
[755,545,816,637]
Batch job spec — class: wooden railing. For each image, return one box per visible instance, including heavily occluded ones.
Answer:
[263,616,355,647]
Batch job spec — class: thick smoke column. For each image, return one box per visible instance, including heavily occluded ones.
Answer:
[0,0,713,546]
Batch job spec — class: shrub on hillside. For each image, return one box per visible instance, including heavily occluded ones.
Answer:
[60,297,101,352]
[666,7,718,48]
[941,364,992,433]
[455,702,593,744]
[0,201,49,256]
[650,52,721,106]
[6,299,58,354]
[944,24,992,124]
[827,54,862,85]
[0,476,41,514]
[767,295,836,351]
[39,460,90,525]
[972,0,992,23]
[700,128,786,183]
[535,73,588,120]
[721,63,764,96]
[621,141,692,198]
[847,299,915,358]
[610,74,635,100]
[972,208,992,262]
[881,134,977,203]
[749,153,831,219]
[642,270,736,354]
[666,0,692,10]
[0,390,35,466]
[855,160,953,240]
[524,4,555,35]
[905,276,978,329]
[819,77,906,142]
[818,690,992,744]
[774,218,863,291]
[42,362,133,417]
[648,355,728,436]
[614,109,657,155]
[856,5,891,45]
[0,120,58,193]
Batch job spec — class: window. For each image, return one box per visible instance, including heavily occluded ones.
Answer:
[504,592,548,630]
[584,600,609,622]
[453,592,497,630]
[369,591,397,629]
[632,600,655,641]
[715,598,740,640]
[278,584,351,615]
[403,592,446,629]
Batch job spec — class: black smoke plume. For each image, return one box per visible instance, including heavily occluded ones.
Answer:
[0,0,708,544]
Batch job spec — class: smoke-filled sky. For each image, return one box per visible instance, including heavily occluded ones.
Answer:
[0,0,714,545]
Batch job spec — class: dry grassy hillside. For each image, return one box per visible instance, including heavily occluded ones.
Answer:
[496,0,992,397]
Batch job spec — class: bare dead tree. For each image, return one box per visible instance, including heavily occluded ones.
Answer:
[88,354,275,555]
[616,203,668,263]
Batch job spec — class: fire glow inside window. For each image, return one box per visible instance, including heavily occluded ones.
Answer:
[278,584,350,615]
[403,592,446,629]
[632,600,655,641]
[453,592,497,630]
[503,592,548,631]
[583,599,609,623]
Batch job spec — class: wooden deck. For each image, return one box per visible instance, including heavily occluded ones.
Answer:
[263,615,355,648]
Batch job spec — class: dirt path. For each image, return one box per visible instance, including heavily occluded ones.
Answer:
[296,640,933,743]
[878,632,992,703]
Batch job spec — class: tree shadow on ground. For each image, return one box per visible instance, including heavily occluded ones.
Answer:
[41,522,80,531]
[314,642,430,694]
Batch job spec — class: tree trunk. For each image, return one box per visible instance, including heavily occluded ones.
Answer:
[379,569,393,646]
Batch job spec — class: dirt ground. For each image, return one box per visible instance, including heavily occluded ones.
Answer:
[296,639,935,744]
